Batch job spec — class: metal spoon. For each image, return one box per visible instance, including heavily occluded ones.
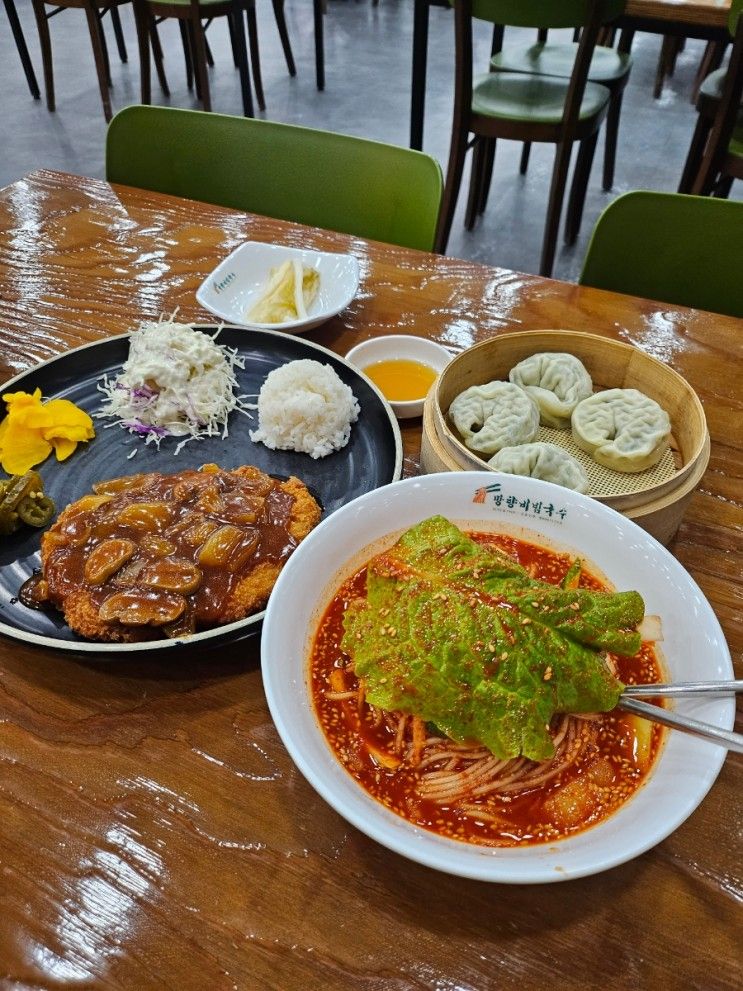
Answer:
[623,679,743,698]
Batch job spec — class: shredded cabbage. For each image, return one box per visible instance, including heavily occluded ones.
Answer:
[97,319,250,453]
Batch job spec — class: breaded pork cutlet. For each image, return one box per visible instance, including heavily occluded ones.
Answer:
[35,464,321,643]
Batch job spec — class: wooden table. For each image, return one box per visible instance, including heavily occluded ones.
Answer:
[617,0,732,98]
[0,170,741,990]
[623,0,730,33]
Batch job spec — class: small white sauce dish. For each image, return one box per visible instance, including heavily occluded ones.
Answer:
[196,241,360,333]
[345,334,452,419]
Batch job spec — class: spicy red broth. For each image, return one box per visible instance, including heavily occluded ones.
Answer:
[310,532,664,848]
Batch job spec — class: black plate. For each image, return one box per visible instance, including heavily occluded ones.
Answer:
[0,327,402,654]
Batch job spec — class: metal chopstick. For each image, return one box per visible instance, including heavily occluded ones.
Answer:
[617,696,743,754]
[623,679,743,698]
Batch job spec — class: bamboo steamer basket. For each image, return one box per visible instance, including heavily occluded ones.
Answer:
[422,330,710,544]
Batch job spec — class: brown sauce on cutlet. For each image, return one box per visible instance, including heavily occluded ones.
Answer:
[27,466,305,637]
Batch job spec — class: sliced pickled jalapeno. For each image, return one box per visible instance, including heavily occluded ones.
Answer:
[18,493,55,527]
[0,470,56,535]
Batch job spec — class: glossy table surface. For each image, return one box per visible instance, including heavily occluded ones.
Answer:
[0,171,741,990]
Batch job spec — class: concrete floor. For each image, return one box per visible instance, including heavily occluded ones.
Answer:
[1,0,739,281]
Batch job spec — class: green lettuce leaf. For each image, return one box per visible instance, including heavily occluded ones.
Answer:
[342,516,643,762]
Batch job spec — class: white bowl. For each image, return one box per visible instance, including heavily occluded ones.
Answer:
[345,335,452,419]
[262,472,734,883]
[196,241,360,333]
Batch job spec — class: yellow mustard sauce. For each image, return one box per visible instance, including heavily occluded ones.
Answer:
[363,359,438,402]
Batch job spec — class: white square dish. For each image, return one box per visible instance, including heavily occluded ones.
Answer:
[196,241,360,333]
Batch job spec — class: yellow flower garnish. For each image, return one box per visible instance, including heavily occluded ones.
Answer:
[0,388,95,475]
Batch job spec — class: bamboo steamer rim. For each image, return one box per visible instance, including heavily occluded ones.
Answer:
[432,329,708,510]
[421,391,711,545]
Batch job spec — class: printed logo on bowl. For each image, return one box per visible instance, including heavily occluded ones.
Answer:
[213,271,237,295]
[472,482,568,523]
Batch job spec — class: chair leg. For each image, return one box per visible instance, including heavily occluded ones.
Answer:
[82,0,114,120]
[31,0,55,111]
[654,34,680,100]
[204,23,214,67]
[245,3,266,112]
[183,21,201,100]
[617,28,634,62]
[519,142,531,175]
[313,0,325,91]
[490,23,504,57]
[148,18,169,95]
[229,2,254,117]
[226,7,239,67]
[464,137,485,231]
[712,174,734,198]
[436,125,470,254]
[272,0,296,76]
[95,9,113,88]
[668,35,684,76]
[564,132,598,246]
[478,137,496,216]
[602,87,624,191]
[4,0,41,98]
[540,140,574,277]
[189,15,211,111]
[691,40,726,104]
[177,21,194,91]
[132,0,151,104]
[110,4,128,63]
[678,114,712,193]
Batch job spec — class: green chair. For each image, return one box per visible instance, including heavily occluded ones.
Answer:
[489,25,632,193]
[679,0,743,198]
[579,190,743,318]
[436,0,625,278]
[106,106,443,251]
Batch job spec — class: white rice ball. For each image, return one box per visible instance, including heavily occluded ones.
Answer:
[250,359,360,459]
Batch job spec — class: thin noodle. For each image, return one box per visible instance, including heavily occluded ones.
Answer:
[327,691,597,810]
[394,714,408,756]
[416,716,597,804]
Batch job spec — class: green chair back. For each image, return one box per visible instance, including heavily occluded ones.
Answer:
[106,106,443,252]
[730,0,742,36]
[467,0,625,29]
[580,191,743,318]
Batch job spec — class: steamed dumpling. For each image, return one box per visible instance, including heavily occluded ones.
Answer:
[489,443,590,493]
[509,352,592,429]
[449,381,539,455]
[572,388,671,472]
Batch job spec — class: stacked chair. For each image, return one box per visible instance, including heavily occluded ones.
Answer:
[136,0,253,116]
[435,0,626,278]
[678,0,743,198]
[30,0,147,121]
[489,18,631,194]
